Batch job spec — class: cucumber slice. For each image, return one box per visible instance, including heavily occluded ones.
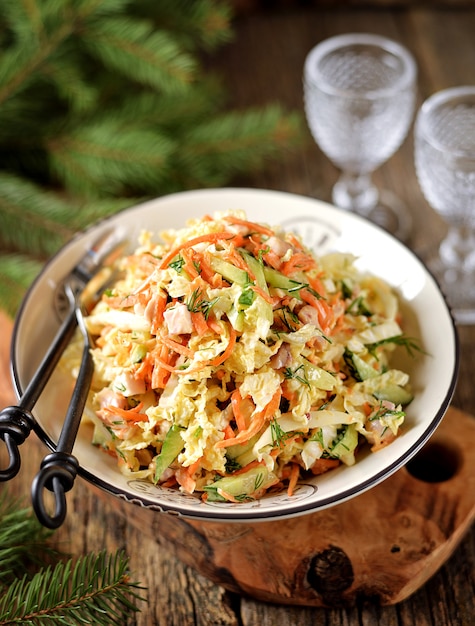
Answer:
[344,350,378,381]
[204,465,277,502]
[373,384,413,406]
[92,422,111,447]
[209,255,248,286]
[263,266,304,297]
[227,306,244,332]
[305,361,337,391]
[153,424,184,483]
[240,250,269,293]
[330,423,358,463]
[225,434,260,467]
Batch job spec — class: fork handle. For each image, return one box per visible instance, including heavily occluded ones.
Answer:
[31,452,79,529]
[32,288,93,528]
[0,406,35,481]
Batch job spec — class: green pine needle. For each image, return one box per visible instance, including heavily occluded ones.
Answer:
[82,17,197,93]
[175,105,304,186]
[0,496,146,624]
[0,254,41,316]
[142,0,234,51]
[0,0,304,318]
[0,494,58,589]
[48,118,176,197]
[0,173,78,256]
[0,550,146,625]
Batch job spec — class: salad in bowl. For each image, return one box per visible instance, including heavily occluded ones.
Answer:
[11,189,458,521]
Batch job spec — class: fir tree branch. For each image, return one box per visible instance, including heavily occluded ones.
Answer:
[137,0,234,52]
[0,550,146,625]
[0,0,132,106]
[82,17,197,93]
[40,55,99,115]
[110,78,226,130]
[0,172,132,254]
[0,254,41,317]
[0,0,305,319]
[0,15,71,106]
[0,173,77,255]
[172,104,304,187]
[0,493,60,590]
[48,119,176,197]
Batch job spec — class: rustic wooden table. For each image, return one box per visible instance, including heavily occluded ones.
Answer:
[1,5,475,625]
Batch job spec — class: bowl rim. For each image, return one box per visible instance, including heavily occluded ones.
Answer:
[10,187,460,521]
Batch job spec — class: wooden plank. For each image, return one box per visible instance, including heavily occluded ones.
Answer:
[87,407,475,608]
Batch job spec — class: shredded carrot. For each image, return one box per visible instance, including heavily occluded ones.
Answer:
[261,249,282,270]
[301,288,334,331]
[287,462,300,497]
[150,289,168,335]
[154,356,183,373]
[151,344,174,388]
[103,293,141,309]
[158,231,234,270]
[207,318,224,335]
[216,409,266,448]
[186,457,203,476]
[216,488,242,503]
[208,325,237,368]
[287,233,305,251]
[136,352,154,384]
[181,248,200,280]
[281,380,297,404]
[310,458,340,476]
[232,459,264,475]
[160,335,194,358]
[281,252,316,276]
[223,244,252,274]
[250,284,274,305]
[216,387,281,448]
[307,274,327,298]
[175,468,196,494]
[191,310,209,336]
[231,389,254,432]
[198,251,223,287]
[161,476,178,489]
[362,402,373,417]
[102,402,145,422]
[224,424,235,439]
[223,215,274,237]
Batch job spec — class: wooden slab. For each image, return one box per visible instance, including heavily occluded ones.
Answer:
[104,405,475,607]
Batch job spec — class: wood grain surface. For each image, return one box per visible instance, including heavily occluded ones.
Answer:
[2,5,475,625]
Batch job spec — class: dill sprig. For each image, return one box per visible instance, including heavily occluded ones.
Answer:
[367,334,426,358]
[283,364,310,388]
[186,288,219,319]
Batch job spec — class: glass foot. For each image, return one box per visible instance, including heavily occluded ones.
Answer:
[332,179,413,243]
[361,190,413,243]
[428,256,475,325]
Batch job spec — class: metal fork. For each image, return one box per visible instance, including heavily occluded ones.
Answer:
[31,283,94,529]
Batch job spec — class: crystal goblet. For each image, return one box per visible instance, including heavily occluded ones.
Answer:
[414,86,475,324]
[303,33,417,241]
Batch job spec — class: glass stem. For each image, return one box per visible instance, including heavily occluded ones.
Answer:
[332,171,379,215]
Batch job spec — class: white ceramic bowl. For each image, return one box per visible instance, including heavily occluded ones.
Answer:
[11,188,459,521]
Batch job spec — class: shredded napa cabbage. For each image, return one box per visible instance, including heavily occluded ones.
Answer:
[61,210,419,503]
